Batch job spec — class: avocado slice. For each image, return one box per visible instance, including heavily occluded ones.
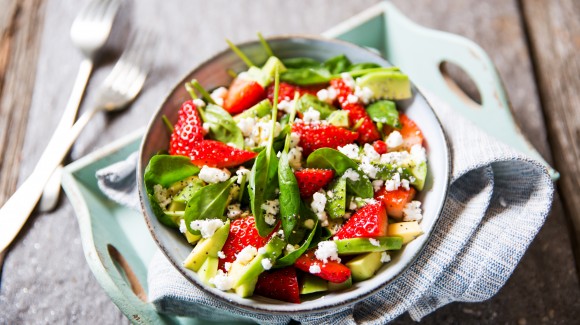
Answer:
[327,276,352,292]
[409,161,427,191]
[335,237,403,255]
[326,110,350,128]
[261,56,287,85]
[183,220,230,272]
[356,71,412,100]
[325,177,347,219]
[387,221,423,244]
[168,176,206,211]
[346,252,384,282]
[233,99,272,122]
[197,256,219,286]
[229,235,286,297]
[300,274,328,294]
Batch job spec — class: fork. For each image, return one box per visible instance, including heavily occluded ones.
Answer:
[0,31,154,255]
[39,0,121,212]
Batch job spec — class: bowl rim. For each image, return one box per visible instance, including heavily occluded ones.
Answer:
[138,34,451,315]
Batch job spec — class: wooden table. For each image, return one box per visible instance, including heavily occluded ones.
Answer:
[1,0,579,323]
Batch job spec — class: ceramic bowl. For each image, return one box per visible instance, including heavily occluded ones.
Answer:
[138,35,450,315]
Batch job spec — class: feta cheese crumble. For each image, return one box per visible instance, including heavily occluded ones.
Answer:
[153,184,171,209]
[236,117,257,137]
[384,173,402,192]
[235,167,250,184]
[340,72,356,89]
[226,204,242,219]
[210,270,233,291]
[402,200,423,222]
[360,156,379,179]
[381,252,391,263]
[179,219,187,234]
[354,86,374,104]
[288,147,303,169]
[372,180,384,192]
[410,144,427,164]
[210,87,227,106]
[343,168,360,182]
[278,99,296,114]
[285,244,298,255]
[189,219,224,238]
[309,264,321,274]
[368,238,380,247]
[363,143,381,162]
[386,131,404,149]
[235,246,258,265]
[311,191,329,226]
[315,241,340,263]
[262,199,280,226]
[192,98,206,108]
[217,251,226,259]
[199,166,231,183]
[338,144,360,159]
[303,107,321,123]
[347,94,359,104]
[261,258,273,270]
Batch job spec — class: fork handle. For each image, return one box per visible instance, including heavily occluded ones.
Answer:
[0,106,99,254]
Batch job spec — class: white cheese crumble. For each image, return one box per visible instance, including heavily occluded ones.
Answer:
[380,151,411,166]
[384,173,402,191]
[198,166,231,183]
[285,244,298,255]
[202,122,210,135]
[250,120,282,147]
[278,99,296,114]
[372,180,384,192]
[309,264,321,274]
[401,179,410,191]
[235,167,250,184]
[257,247,266,255]
[346,94,359,104]
[338,144,360,159]
[224,262,232,272]
[368,238,380,247]
[288,147,303,170]
[261,258,273,270]
[217,251,226,259]
[363,143,381,162]
[289,132,301,148]
[340,72,356,89]
[402,200,423,222]
[410,144,427,164]
[302,107,321,123]
[354,86,374,104]
[304,219,315,229]
[192,98,206,108]
[153,184,172,209]
[315,241,341,263]
[189,219,224,238]
[381,252,391,263]
[179,219,187,234]
[311,191,329,226]
[226,204,242,219]
[360,156,379,179]
[236,117,257,137]
[386,131,404,149]
[235,246,258,265]
[210,87,228,106]
[316,88,330,102]
[210,270,233,291]
[348,198,358,211]
[343,168,360,182]
[261,199,280,226]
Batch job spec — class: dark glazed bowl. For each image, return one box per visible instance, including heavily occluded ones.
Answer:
[138,35,450,315]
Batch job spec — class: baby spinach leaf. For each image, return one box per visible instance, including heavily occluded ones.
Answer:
[280,67,331,86]
[347,62,381,72]
[307,148,373,198]
[323,54,352,74]
[144,155,200,189]
[184,177,236,234]
[278,151,300,239]
[204,104,244,148]
[366,100,401,128]
[297,94,336,119]
[249,149,279,236]
[275,219,319,268]
[282,57,322,69]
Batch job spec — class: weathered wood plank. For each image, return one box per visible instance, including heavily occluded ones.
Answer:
[520,0,580,272]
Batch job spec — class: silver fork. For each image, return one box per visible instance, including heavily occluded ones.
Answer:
[0,31,154,255]
[39,0,121,212]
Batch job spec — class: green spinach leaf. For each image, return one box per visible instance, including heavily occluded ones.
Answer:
[144,155,200,189]
[323,54,352,74]
[307,148,373,198]
[282,57,322,69]
[204,104,244,148]
[297,94,336,119]
[249,149,279,236]
[366,100,401,128]
[347,62,381,72]
[275,219,319,268]
[280,67,331,86]
[184,177,236,234]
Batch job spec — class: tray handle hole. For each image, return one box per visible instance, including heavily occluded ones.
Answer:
[107,244,148,302]
[439,61,482,108]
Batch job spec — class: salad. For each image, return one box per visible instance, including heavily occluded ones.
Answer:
[144,36,427,304]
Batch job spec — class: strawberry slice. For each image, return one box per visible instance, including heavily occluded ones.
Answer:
[372,140,388,154]
[292,122,358,156]
[224,77,266,115]
[219,216,272,272]
[375,186,416,219]
[334,200,387,239]
[266,82,322,103]
[169,100,204,156]
[399,114,424,151]
[294,251,351,283]
[330,78,380,144]
[294,168,335,198]
[188,140,256,168]
[255,266,300,303]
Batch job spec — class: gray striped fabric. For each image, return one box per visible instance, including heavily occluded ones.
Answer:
[100,94,554,324]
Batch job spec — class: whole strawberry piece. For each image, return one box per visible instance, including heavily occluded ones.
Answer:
[372,140,388,154]
[398,114,424,151]
[334,200,387,239]
[330,78,380,143]
[294,251,351,283]
[294,168,335,198]
[169,100,204,156]
[219,216,271,271]
[375,186,416,219]
[189,140,256,168]
[292,122,358,156]
[255,266,300,303]
[224,77,266,115]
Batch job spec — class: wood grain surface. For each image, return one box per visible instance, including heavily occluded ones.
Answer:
[0,0,579,324]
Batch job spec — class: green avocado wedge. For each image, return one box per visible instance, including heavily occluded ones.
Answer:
[356,70,412,100]
[335,237,403,255]
[183,220,230,272]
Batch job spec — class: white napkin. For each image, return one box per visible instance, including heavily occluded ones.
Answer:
[97,94,553,324]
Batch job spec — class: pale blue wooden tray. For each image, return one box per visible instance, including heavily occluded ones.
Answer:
[61,2,556,324]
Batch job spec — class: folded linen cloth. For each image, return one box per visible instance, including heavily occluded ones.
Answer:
[96,93,554,324]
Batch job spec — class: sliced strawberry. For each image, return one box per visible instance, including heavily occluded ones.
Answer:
[372,140,388,155]
[219,216,271,272]
[294,168,335,198]
[330,78,380,144]
[334,200,387,240]
[266,82,323,103]
[399,114,424,151]
[294,251,351,283]
[224,77,266,115]
[169,101,204,156]
[375,186,416,219]
[189,140,256,168]
[255,266,300,303]
[292,122,358,156]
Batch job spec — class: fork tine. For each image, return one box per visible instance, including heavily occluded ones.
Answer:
[103,0,121,21]
[84,0,109,22]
